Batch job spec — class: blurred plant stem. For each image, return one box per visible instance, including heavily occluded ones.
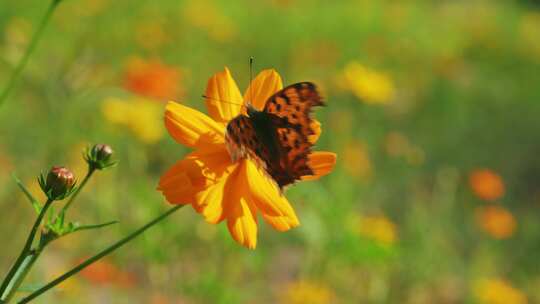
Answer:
[0,199,53,303]
[61,167,95,214]
[17,204,184,304]
[0,0,63,108]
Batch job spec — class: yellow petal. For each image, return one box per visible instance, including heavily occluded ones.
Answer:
[262,215,300,232]
[308,120,321,144]
[243,69,283,110]
[302,152,337,181]
[164,101,225,149]
[205,67,243,123]
[191,151,238,223]
[243,160,299,231]
[197,172,229,224]
[158,167,193,204]
[227,198,258,249]
[190,149,234,220]
[158,147,232,212]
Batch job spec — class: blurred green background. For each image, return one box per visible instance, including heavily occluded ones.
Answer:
[1,0,540,303]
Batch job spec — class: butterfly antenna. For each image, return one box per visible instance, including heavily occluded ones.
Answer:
[249,57,254,105]
[202,95,245,107]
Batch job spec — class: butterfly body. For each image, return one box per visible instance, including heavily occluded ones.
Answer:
[225,82,324,189]
[245,105,284,166]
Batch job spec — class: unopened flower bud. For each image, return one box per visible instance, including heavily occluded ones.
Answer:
[93,144,113,161]
[39,166,77,200]
[84,143,117,170]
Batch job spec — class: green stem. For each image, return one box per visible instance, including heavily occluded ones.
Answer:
[0,199,53,301]
[2,251,41,304]
[0,0,62,108]
[18,205,184,304]
[61,166,95,214]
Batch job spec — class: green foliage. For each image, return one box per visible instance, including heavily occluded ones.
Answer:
[1,0,540,303]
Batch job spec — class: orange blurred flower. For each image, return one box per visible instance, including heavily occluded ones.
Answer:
[474,278,527,304]
[158,68,336,249]
[123,57,183,101]
[475,205,516,239]
[281,280,334,304]
[469,169,505,201]
[80,259,136,288]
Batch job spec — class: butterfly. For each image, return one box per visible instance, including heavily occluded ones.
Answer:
[225,82,324,189]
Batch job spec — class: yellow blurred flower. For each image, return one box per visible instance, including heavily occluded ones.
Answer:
[123,57,183,101]
[385,131,410,158]
[384,131,425,166]
[102,97,164,144]
[519,12,540,63]
[342,141,372,179]
[475,278,527,304]
[46,270,81,296]
[157,68,336,248]
[475,205,516,240]
[183,0,237,42]
[135,20,169,51]
[2,17,32,64]
[469,169,505,201]
[349,214,398,246]
[281,280,334,304]
[360,215,397,246]
[342,62,395,104]
[0,147,13,183]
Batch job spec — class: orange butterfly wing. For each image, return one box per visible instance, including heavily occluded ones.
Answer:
[264,82,324,139]
[263,82,324,187]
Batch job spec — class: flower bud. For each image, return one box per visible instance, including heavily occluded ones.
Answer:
[39,166,77,200]
[84,143,117,170]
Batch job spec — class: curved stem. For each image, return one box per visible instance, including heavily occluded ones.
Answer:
[0,0,62,108]
[17,204,184,304]
[61,167,95,214]
[0,199,53,301]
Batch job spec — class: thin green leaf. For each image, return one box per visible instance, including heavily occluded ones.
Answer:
[12,173,41,213]
[71,220,119,233]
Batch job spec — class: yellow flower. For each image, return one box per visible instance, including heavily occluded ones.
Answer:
[342,141,372,179]
[351,214,398,246]
[342,62,395,104]
[281,280,334,304]
[135,20,169,51]
[469,169,505,201]
[102,97,164,144]
[475,205,516,240]
[475,278,527,304]
[384,131,425,165]
[519,12,540,63]
[158,68,337,249]
[183,0,237,42]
